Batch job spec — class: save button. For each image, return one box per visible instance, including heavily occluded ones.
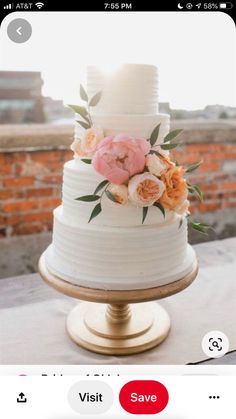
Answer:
[119,380,169,414]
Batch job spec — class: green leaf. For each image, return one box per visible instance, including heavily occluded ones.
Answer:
[94,180,109,195]
[179,218,184,229]
[88,203,102,223]
[149,149,163,158]
[75,195,100,202]
[76,120,91,130]
[164,129,183,143]
[80,84,88,102]
[153,202,165,218]
[81,158,92,164]
[186,160,203,173]
[160,143,179,150]
[81,114,91,125]
[68,104,88,118]
[142,207,149,224]
[105,190,119,203]
[175,161,180,166]
[89,91,102,107]
[149,123,161,147]
[187,184,204,202]
[189,221,212,235]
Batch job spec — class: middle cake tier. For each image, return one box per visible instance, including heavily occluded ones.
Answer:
[74,113,170,141]
[62,159,177,227]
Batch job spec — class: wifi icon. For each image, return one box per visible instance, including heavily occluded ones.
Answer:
[35,2,44,8]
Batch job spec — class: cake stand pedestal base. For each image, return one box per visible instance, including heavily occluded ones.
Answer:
[67,302,170,355]
[38,251,198,356]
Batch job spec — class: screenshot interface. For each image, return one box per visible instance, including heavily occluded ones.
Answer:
[0,2,235,417]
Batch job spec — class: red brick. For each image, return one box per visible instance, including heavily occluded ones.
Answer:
[0,154,14,164]
[23,212,53,223]
[6,211,53,225]
[6,215,23,225]
[0,164,12,176]
[219,181,236,190]
[3,176,35,187]
[213,173,229,181]
[41,175,62,184]
[199,162,220,172]
[0,189,13,200]
[47,161,64,173]
[41,198,61,209]
[12,223,44,235]
[186,144,209,153]
[62,150,73,161]
[31,151,62,163]
[26,188,54,198]
[2,200,38,213]
[0,215,5,224]
[200,183,218,192]
[198,203,221,213]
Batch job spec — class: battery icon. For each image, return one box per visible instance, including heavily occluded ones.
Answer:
[219,2,233,8]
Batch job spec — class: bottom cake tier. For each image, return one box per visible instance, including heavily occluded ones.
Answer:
[45,206,196,290]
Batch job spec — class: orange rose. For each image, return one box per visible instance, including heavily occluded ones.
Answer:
[159,166,188,211]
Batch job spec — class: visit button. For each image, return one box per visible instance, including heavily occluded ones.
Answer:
[119,380,169,414]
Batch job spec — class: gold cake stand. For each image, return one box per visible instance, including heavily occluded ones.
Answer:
[38,251,198,355]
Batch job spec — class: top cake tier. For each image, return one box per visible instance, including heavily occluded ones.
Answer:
[86,64,158,115]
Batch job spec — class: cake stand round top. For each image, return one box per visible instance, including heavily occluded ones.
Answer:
[38,251,198,304]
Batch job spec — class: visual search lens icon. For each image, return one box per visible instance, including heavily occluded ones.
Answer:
[186,3,193,9]
[202,331,229,358]
[209,337,222,351]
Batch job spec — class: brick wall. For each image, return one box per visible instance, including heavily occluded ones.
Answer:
[173,143,236,215]
[0,121,236,242]
[0,148,72,237]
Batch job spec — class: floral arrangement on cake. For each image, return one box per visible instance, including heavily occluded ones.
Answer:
[69,86,211,234]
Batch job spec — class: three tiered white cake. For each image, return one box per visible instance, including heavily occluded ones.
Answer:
[45,64,196,290]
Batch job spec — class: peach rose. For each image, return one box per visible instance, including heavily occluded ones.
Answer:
[70,139,84,157]
[128,173,165,207]
[81,126,104,154]
[175,199,190,215]
[146,154,168,177]
[159,166,188,211]
[109,184,128,205]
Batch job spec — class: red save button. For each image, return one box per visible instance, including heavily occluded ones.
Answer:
[119,380,169,414]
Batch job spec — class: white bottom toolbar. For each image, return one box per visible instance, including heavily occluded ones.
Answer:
[1,375,235,418]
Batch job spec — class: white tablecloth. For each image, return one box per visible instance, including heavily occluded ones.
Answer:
[0,238,236,365]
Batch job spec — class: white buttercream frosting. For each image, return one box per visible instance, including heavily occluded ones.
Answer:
[45,64,195,290]
[45,206,196,290]
[87,64,158,115]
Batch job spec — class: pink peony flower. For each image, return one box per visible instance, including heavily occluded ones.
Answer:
[92,134,151,184]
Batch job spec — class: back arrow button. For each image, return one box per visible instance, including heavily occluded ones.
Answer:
[16,26,22,35]
[7,19,32,43]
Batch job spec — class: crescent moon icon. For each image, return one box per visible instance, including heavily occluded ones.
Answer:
[178,3,184,8]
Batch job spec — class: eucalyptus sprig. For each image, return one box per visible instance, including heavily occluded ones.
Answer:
[68,84,102,135]
[75,179,121,223]
[189,221,213,235]
[148,122,183,151]
[187,183,204,202]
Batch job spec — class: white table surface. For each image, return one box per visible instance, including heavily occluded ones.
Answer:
[0,238,236,365]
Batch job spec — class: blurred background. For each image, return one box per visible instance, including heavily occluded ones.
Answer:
[0,11,235,279]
